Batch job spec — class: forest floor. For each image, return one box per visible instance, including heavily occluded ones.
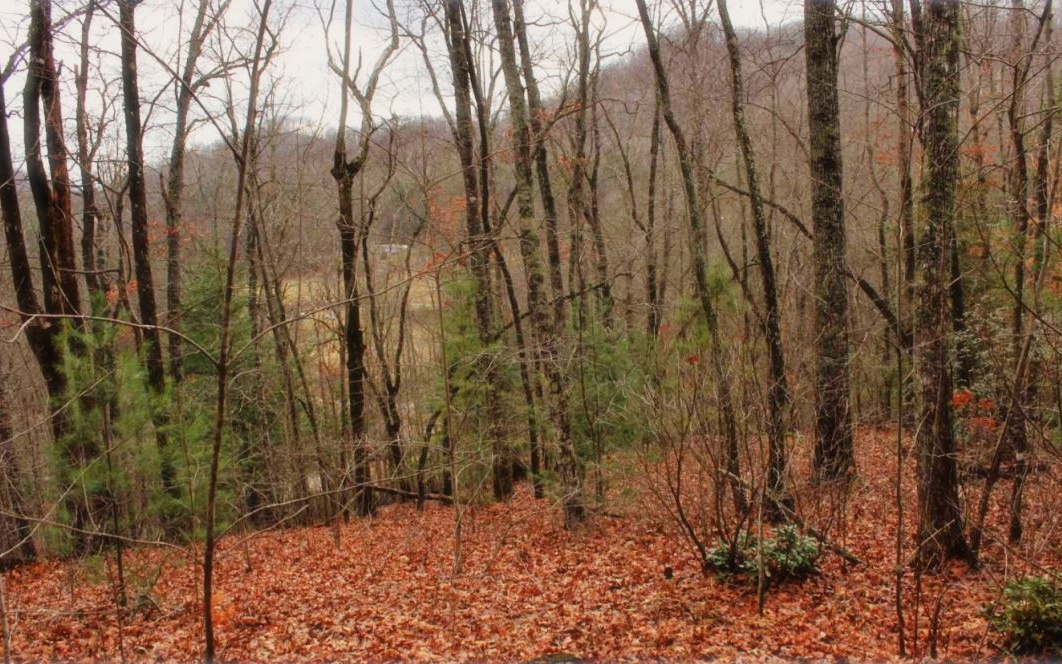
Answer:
[5,428,1061,661]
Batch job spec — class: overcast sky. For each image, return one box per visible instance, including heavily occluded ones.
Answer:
[0,0,800,164]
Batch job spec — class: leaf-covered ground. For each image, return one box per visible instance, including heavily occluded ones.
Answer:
[6,428,1061,661]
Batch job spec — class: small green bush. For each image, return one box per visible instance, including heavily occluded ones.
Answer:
[985,576,1062,655]
[704,525,821,581]
[764,525,821,578]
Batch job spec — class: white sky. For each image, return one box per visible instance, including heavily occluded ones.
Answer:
[279,0,800,123]
[0,0,798,164]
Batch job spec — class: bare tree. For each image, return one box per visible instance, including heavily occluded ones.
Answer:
[74,0,108,301]
[635,0,746,514]
[513,0,566,326]
[118,0,180,506]
[329,0,399,516]
[805,0,853,482]
[441,0,515,501]
[202,1,273,659]
[161,0,230,382]
[718,0,790,511]
[911,0,972,568]
[493,0,586,525]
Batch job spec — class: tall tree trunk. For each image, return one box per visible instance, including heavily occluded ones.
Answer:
[329,0,398,518]
[491,240,545,499]
[1004,0,1031,485]
[253,206,327,515]
[22,0,97,552]
[360,184,417,496]
[891,0,917,426]
[75,0,106,300]
[601,95,658,336]
[1016,3,1056,544]
[161,0,217,382]
[493,0,585,525]
[646,95,663,338]
[1000,0,1052,545]
[336,171,371,516]
[635,0,746,515]
[805,0,853,481]
[443,0,513,501]
[513,0,566,328]
[25,0,81,322]
[0,350,36,564]
[565,0,594,323]
[119,0,179,506]
[862,15,894,423]
[203,3,271,659]
[892,0,917,303]
[0,85,63,405]
[243,207,270,522]
[585,66,613,327]
[912,0,972,568]
[719,0,791,511]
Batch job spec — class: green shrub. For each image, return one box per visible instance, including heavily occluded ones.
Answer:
[985,576,1062,655]
[704,525,821,581]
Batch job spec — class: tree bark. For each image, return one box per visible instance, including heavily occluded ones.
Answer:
[493,0,585,525]
[912,0,972,568]
[513,0,566,328]
[805,0,854,482]
[162,0,216,382]
[0,85,62,400]
[119,0,179,504]
[635,0,746,515]
[24,0,81,322]
[718,0,791,511]
[443,0,513,501]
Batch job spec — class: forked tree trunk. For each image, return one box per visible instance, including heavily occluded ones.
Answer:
[329,0,398,517]
[443,0,513,501]
[493,0,585,526]
[21,0,97,552]
[513,0,566,327]
[161,0,217,383]
[25,0,81,323]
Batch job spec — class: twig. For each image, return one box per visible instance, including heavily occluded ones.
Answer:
[720,470,863,565]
